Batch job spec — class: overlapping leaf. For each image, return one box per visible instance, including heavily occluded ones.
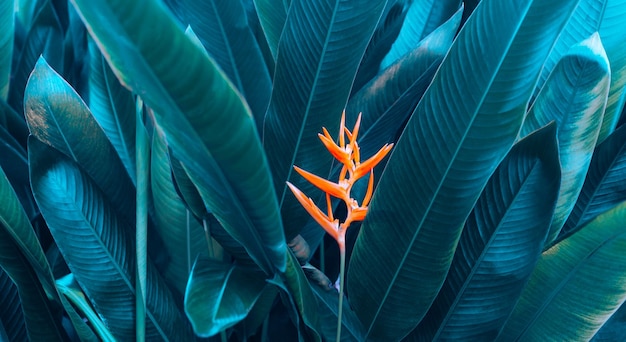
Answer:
[253,0,290,59]
[347,0,579,339]
[0,269,27,342]
[70,0,286,275]
[0,0,14,100]
[497,200,626,341]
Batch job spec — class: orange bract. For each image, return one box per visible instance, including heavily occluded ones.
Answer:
[287,111,393,248]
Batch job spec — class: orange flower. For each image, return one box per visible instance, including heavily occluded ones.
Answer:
[287,111,393,248]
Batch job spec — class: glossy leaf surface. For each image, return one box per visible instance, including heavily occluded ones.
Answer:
[347,0,578,339]
[253,0,289,59]
[0,0,13,100]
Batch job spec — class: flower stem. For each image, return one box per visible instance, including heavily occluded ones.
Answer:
[336,240,346,342]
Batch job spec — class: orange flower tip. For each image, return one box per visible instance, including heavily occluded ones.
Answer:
[295,166,348,200]
[354,143,394,179]
[351,113,362,144]
[339,111,346,148]
[362,169,374,207]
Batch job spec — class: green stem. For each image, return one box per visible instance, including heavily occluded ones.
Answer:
[336,240,346,342]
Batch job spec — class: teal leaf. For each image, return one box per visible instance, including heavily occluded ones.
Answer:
[135,99,149,340]
[234,285,279,339]
[597,0,626,142]
[497,200,626,341]
[25,57,136,225]
[0,0,14,100]
[167,0,272,131]
[184,256,268,337]
[380,0,461,69]
[347,0,579,339]
[409,123,561,341]
[310,280,366,341]
[70,0,286,275]
[0,269,27,342]
[253,0,290,59]
[592,302,626,341]
[263,0,387,240]
[0,125,36,220]
[29,139,193,341]
[88,38,136,184]
[520,33,610,244]
[561,124,626,239]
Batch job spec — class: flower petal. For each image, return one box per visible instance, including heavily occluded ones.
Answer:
[293,166,348,200]
[362,169,374,207]
[354,143,393,179]
[318,131,351,165]
[286,182,339,240]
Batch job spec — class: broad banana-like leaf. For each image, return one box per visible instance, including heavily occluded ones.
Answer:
[520,33,609,244]
[533,0,607,99]
[234,284,278,339]
[592,302,626,341]
[0,269,27,342]
[8,1,63,114]
[562,124,626,238]
[380,0,461,69]
[0,0,13,100]
[56,274,116,342]
[88,39,136,183]
[0,228,66,341]
[184,256,268,337]
[151,128,209,295]
[598,0,626,142]
[253,0,290,59]
[410,123,561,341]
[346,7,461,161]
[496,200,626,341]
[263,0,387,240]
[0,99,29,148]
[25,57,136,225]
[310,281,366,341]
[70,0,286,275]
[167,0,272,130]
[29,139,193,341]
[0,125,36,220]
[347,0,578,339]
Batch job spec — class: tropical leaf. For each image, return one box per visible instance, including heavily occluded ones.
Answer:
[532,0,607,99]
[253,0,290,59]
[0,0,14,100]
[88,38,136,183]
[70,0,287,275]
[496,200,626,341]
[184,256,268,337]
[380,0,461,69]
[0,99,29,148]
[592,302,626,341]
[0,125,37,220]
[135,99,149,339]
[29,139,193,341]
[520,33,609,244]
[151,127,208,295]
[409,123,561,341]
[597,0,626,142]
[24,57,136,225]
[0,268,27,342]
[310,280,366,341]
[8,0,63,114]
[263,0,387,240]
[166,0,272,130]
[561,124,626,238]
[347,0,579,339]
[234,285,279,339]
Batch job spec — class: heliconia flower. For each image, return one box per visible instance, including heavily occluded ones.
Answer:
[287,111,393,247]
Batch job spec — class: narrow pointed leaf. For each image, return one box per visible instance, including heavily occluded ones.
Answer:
[263,0,387,240]
[348,0,579,339]
[380,0,461,69]
[497,200,626,341]
[253,0,290,59]
[521,33,609,244]
[234,285,279,339]
[25,57,136,225]
[562,124,626,238]
[410,123,561,341]
[168,152,207,221]
[0,269,27,342]
[0,0,14,100]
[0,125,37,220]
[135,100,148,339]
[88,39,136,183]
[598,0,626,142]
[184,256,268,337]
[71,0,286,275]
[29,139,193,341]
[167,0,272,130]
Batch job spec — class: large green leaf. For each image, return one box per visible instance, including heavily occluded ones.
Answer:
[0,269,27,342]
[380,0,461,69]
[29,139,193,341]
[347,0,578,339]
[0,125,37,220]
[263,0,387,240]
[597,0,626,142]
[562,124,626,238]
[25,57,136,225]
[592,301,626,341]
[409,123,561,341]
[88,38,136,184]
[520,33,609,244]
[151,128,209,295]
[496,200,626,341]
[0,0,14,100]
[184,256,268,337]
[70,0,286,275]
[310,280,366,341]
[166,0,272,130]
[253,0,290,59]
[533,0,607,99]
